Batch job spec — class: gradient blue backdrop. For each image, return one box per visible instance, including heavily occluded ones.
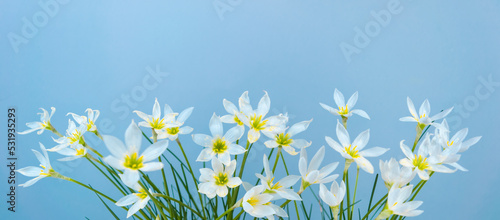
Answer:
[1,0,500,219]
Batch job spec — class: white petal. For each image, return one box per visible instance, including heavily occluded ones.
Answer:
[333,88,345,107]
[209,113,224,137]
[351,109,370,120]
[290,139,311,149]
[228,144,246,155]
[153,98,161,119]
[419,99,430,117]
[256,91,270,117]
[121,170,140,187]
[354,157,374,174]
[320,103,340,116]
[400,141,415,160]
[360,147,389,157]
[336,121,350,147]
[223,99,238,114]
[17,166,42,177]
[116,194,140,206]
[102,135,127,159]
[399,116,417,122]
[125,121,143,153]
[406,97,418,119]
[19,176,46,187]
[196,149,214,162]
[307,146,325,173]
[192,134,213,147]
[140,162,164,172]
[287,119,312,137]
[218,152,231,166]
[265,140,279,149]
[216,185,228,197]
[179,126,193,134]
[227,177,242,188]
[140,140,168,162]
[177,107,194,123]
[352,129,370,150]
[224,126,244,143]
[103,156,125,170]
[248,129,261,143]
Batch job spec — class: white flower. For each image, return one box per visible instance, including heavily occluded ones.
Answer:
[18,107,56,135]
[399,136,455,180]
[198,158,241,198]
[325,120,389,174]
[102,121,168,186]
[193,114,246,166]
[17,143,54,187]
[256,154,301,200]
[236,91,288,143]
[298,146,339,188]
[48,120,86,152]
[133,98,180,132]
[67,108,100,132]
[156,105,194,141]
[115,182,152,218]
[434,119,481,153]
[319,180,346,208]
[399,97,453,129]
[376,185,423,219]
[320,89,370,119]
[220,94,247,130]
[241,185,278,218]
[264,119,313,156]
[379,158,415,189]
[57,143,87,161]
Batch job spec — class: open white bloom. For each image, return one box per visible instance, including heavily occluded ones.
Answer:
[157,105,194,141]
[57,143,87,161]
[299,146,339,189]
[376,185,423,219]
[256,154,301,200]
[399,97,453,130]
[325,121,389,174]
[320,88,370,120]
[17,143,56,187]
[399,136,455,180]
[48,120,86,152]
[220,94,247,131]
[319,180,346,220]
[19,107,56,135]
[133,98,180,132]
[241,185,279,218]
[116,182,152,218]
[380,158,415,189]
[102,121,168,186]
[67,108,100,132]
[435,119,481,153]
[198,158,241,198]
[193,114,246,165]
[237,91,288,143]
[264,119,312,156]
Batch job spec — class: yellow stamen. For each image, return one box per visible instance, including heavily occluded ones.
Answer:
[250,114,268,130]
[344,145,360,158]
[412,154,430,170]
[214,173,229,186]
[212,138,228,154]
[167,127,179,135]
[149,118,165,129]
[276,133,292,146]
[338,105,349,115]
[123,152,144,170]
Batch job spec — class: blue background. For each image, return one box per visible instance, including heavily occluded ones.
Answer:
[1,0,500,219]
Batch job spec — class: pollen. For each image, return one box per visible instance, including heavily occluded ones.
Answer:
[76,148,85,156]
[412,154,430,170]
[123,152,145,170]
[212,138,228,154]
[214,173,229,186]
[247,197,260,206]
[338,105,349,115]
[250,114,268,131]
[68,130,82,144]
[268,177,283,190]
[345,145,360,158]
[447,141,454,146]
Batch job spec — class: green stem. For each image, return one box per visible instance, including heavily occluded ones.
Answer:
[215,205,237,220]
[233,209,245,219]
[176,138,206,219]
[361,195,387,220]
[350,166,360,219]
[154,194,205,218]
[272,146,282,174]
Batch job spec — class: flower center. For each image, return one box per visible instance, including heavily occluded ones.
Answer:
[247,197,260,206]
[276,133,292,146]
[446,141,454,147]
[87,120,94,131]
[149,117,165,129]
[68,130,82,144]
[250,114,268,130]
[412,154,429,170]
[234,114,244,126]
[214,173,229,186]
[268,177,282,190]
[134,189,148,200]
[167,127,179,135]
[212,138,228,154]
[76,148,85,156]
[419,114,426,119]
[338,105,349,115]
[345,145,360,158]
[123,152,144,170]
